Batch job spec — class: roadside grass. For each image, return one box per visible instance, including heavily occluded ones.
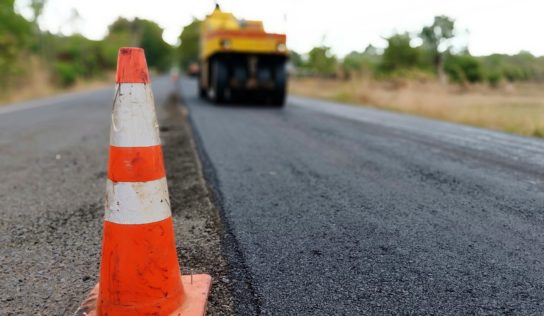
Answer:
[290,77,544,138]
[0,58,113,106]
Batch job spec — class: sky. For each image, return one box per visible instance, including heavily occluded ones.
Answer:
[15,0,544,57]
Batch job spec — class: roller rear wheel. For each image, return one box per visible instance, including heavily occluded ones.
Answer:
[209,58,229,103]
[271,63,287,107]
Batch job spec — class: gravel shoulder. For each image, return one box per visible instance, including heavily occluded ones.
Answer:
[160,93,234,315]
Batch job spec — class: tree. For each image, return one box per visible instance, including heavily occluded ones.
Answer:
[29,0,46,24]
[28,0,49,59]
[420,16,455,82]
[139,19,173,71]
[342,45,380,75]
[478,51,544,84]
[50,34,103,86]
[307,46,337,76]
[380,33,421,73]
[178,19,201,70]
[0,0,33,88]
[288,50,304,68]
[103,18,173,71]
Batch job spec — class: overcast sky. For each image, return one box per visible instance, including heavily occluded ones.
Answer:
[15,0,544,57]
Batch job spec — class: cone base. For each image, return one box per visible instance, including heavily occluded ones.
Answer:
[73,274,212,316]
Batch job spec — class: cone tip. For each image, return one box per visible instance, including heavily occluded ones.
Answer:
[116,47,150,84]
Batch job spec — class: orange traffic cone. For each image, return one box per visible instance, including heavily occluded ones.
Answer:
[74,47,211,316]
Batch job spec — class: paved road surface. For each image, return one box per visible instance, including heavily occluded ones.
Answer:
[181,77,544,315]
[0,77,178,315]
[2,75,544,315]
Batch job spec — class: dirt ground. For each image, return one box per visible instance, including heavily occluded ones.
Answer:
[290,77,544,137]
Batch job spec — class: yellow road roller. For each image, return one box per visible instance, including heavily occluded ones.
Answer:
[199,5,288,106]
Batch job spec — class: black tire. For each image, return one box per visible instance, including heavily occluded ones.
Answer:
[198,77,207,99]
[210,57,229,103]
[271,89,286,107]
[271,62,287,106]
[197,61,207,99]
[199,87,207,99]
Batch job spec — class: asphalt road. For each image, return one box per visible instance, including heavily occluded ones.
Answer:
[2,75,544,315]
[181,77,544,315]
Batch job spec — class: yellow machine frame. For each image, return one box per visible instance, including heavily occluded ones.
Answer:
[200,7,287,61]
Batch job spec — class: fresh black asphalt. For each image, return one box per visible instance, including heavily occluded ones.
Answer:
[181,77,544,315]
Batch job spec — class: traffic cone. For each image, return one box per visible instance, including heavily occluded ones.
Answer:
[74,47,211,316]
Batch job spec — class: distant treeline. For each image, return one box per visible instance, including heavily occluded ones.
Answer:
[290,16,544,86]
[2,0,543,93]
[1,0,179,90]
[176,15,544,87]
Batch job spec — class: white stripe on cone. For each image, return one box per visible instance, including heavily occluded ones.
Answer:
[111,83,161,147]
[105,178,171,224]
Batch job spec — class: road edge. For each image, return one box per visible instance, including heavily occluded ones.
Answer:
[180,90,262,315]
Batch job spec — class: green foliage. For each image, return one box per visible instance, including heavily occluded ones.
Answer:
[289,50,304,68]
[43,34,106,86]
[178,19,201,70]
[444,54,484,83]
[342,45,380,75]
[1,1,176,91]
[139,20,173,71]
[0,0,33,42]
[5,1,544,94]
[481,51,544,83]
[379,33,423,74]
[420,16,455,74]
[54,61,79,86]
[29,0,46,23]
[486,71,501,87]
[98,32,132,68]
[106,18,173,71]
[0,0,33,88]
[420,16,455,52]
[306,46,337,76]
[108,17,138,35]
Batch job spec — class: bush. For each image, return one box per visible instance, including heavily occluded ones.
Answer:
[342,48,380,76]
[306,46,337,77]
[487,71,502,87]
[379,33,424,74]
[54,62,79,87]
[444,54,484,84]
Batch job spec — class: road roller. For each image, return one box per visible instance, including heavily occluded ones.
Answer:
[199,5,288,106]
